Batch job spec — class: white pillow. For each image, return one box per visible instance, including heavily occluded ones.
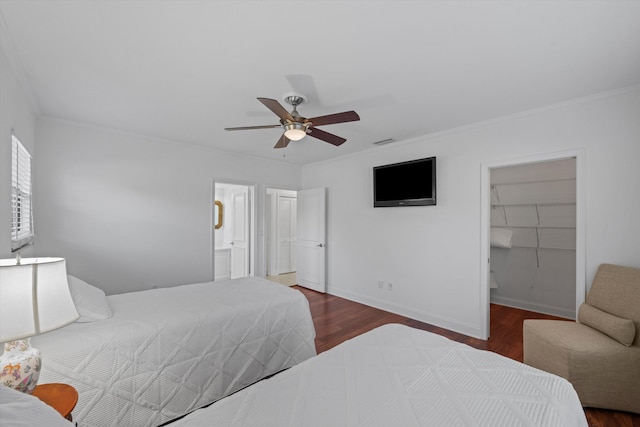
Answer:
[0,385,74,426]
[67,275,112,322]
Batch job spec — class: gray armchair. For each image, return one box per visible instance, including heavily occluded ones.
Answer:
[523,263,640,414]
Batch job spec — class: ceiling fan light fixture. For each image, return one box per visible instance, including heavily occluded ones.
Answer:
[283,123,307,141]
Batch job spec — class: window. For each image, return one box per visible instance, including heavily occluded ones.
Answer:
[11,132,34,252]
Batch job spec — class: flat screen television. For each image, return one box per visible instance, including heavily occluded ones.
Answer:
[373,156,436,207]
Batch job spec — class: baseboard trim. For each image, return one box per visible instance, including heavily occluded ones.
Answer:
[328,286,483,339]
[490,295,575,319]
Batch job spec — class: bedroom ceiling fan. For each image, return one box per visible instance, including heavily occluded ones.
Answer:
[224,93,360,149]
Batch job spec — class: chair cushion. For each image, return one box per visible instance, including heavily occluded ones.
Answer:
[578,303,635,346]
[587,264,640,327]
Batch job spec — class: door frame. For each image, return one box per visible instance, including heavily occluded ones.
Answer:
[479,149,586,339]
[211,179,256,281]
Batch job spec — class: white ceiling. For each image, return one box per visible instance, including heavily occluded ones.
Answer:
[1,1,640,165]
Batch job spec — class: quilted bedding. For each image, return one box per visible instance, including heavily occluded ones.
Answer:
[30,276,317,427]
[170,323,588,427]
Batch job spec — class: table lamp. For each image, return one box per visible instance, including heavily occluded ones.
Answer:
[0,257,79,393]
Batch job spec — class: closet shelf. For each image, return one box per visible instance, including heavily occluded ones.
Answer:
[492,225,576,230]
[508,246,576,251]
[491,201,576,207]
[491,177,576,186]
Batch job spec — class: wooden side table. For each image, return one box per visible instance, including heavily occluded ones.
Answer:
[32,383,78,421]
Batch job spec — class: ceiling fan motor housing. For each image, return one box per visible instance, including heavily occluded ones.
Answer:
[283,93,307,107]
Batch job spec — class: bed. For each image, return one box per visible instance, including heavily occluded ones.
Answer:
[168,323,588,427]
[29,275,317,427]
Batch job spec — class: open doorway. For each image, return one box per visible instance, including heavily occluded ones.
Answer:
[265,188,297,286]
[490,158,577,318]
[480,150,586,339]
[213,182,255,281]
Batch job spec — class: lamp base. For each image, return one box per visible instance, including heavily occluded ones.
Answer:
[0,339,41,394]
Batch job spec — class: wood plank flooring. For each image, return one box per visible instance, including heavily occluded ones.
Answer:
[292,286,640,427]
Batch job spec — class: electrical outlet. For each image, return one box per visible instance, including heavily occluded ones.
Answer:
[387,282,393,291]
[378,280,384,289]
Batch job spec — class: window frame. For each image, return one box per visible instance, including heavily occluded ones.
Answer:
[11,131,34,252]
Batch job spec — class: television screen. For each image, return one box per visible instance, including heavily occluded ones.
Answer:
[373,156,436,207]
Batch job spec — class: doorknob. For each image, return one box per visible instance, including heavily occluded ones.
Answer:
[316,243,324,248]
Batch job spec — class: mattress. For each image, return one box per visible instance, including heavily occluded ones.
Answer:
[30,276,317,427]
[170,323,588,427]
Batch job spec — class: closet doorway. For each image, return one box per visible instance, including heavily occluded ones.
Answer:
[480,150,586,339]
[490,158,577,317]
[266,188,297,286]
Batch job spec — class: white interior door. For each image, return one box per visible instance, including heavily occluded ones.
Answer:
[277,195,297,274]
[297,188,326,293]
[231,190,249,278]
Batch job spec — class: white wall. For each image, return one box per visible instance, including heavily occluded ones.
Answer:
[0,43,36,258]
[34,118,301,294]
[301,87,640,339]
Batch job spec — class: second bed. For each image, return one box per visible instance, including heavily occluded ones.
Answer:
[169,323,587,427]
[30,276,317,427]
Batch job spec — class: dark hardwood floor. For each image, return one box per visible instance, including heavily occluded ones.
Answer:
[292,286,640,427]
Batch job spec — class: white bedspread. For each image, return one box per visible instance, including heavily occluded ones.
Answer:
[171,324,587,427]
[30,276,316,427]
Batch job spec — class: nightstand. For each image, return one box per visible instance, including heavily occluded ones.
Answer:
[32,383,78,421]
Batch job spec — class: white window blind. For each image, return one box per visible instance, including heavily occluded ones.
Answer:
[11,132,34,251]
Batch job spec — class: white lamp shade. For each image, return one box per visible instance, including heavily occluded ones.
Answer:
[0,258,79,342]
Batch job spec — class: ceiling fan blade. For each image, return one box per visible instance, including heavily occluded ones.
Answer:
[257,98,294,121]
[274,134,291,149]
[307,111,360,127]
[307,127,347,146]
[224,124,281,131]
